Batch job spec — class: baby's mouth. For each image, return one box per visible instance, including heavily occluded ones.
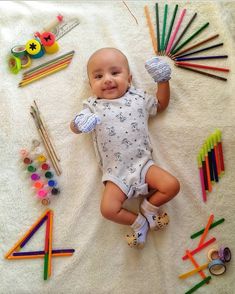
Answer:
[103,86,116,91]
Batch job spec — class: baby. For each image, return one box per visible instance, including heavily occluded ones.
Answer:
[70,48,180,248]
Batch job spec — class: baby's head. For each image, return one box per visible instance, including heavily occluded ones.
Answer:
[87,48,132,99]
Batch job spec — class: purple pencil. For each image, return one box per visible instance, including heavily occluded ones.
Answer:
[13,249,75,256]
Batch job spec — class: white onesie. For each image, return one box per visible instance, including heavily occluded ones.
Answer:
[83,87,158,198]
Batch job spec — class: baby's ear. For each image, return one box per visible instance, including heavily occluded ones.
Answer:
[128,74,132,84]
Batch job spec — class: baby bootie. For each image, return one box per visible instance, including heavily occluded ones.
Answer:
[125,213,149,249]
[140,198,169,231]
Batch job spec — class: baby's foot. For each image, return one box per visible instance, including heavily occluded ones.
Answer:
[150,212,169,231]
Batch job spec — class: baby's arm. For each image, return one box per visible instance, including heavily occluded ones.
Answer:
[70,108,101,134]
[145,57,171,113]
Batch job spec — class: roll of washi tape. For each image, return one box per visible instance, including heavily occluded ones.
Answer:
[8,55,21,74]
[19,55,31,68]
[208,259,226,276]
[40,32,56,47]
[44,41,59,54]
[11,45,27,57]
[207,248,219,261]
[25,39,45,58]
[219,246,231,262]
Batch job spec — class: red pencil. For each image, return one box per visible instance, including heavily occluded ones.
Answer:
[175,61,230,72]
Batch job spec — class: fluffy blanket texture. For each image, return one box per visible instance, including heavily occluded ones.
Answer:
[0,1,235,293]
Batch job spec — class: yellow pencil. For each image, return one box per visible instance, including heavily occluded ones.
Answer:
[144,5,158,55]
[48,210,53,277]
[8,252,73,260]
[4,209,51,259]
[179,263,209,279]
[18,64,69,87]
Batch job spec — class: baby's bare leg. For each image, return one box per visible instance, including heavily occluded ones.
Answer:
[100,181,137,225]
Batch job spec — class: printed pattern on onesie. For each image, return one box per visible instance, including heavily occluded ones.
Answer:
[83,87,158,197]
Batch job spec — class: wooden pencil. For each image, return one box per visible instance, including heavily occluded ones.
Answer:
[144,5,158,54]
[170,12,197,54]
[173,34,219,57]
[174,42,224,59]
[166,8,186,54]
[161,4,168,53]
[175,55,228,61]
[23,50,75,75]
[164,4,178,51]
[171,22,209,55]
[48,210,53,277]
[175,64,227,81]
[175,61,230,72]
[155,3,161,53]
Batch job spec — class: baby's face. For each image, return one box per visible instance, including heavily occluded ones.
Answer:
[87,49,132,99]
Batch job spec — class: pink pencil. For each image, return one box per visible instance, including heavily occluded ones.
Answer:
[166,8,186,54]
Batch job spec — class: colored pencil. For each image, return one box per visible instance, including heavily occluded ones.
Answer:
[166,8,186,54]
[161,4,168,52]
[172,34,219,57]
[198,214,214,246]
[174,42,224,59]
[23,50,75,75]
[48,210,53,277]
[155,3,161,52]
[204,144,212,192]
[175,64,227,81]
[182,237,216,260]
[185,276,211,294]
[206,139,215,183]
[13,249,75,256]
[4,209,51,259]
[171,22,209,55]
[144,5,158,55]
[212,133,221,176]
[8,252,73,260]
[44,211,50,280]
[175,61,230,72]
[164,4,178,50]
[201,151,208,191]
[20,215,48,248]
[170,12,197,54]
[190,218,225,239]
[179,262,209,279]
[197,153,207,202]
[19,63,70,87]
[175,55,228,61]
[186,250,207,281]
[22,57,73,80]
[209,137,219,182]
[216,129,225,172]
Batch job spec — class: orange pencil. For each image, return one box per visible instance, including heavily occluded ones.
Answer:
[5,209,51,259]
[198,214,214,246]
[144,5,158,55]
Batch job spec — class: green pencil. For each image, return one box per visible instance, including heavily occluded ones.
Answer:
[190,218,225,239]
[172,22,209,55]
[164,4,178,50]
[155,3,160,52]
[161,4,168,52]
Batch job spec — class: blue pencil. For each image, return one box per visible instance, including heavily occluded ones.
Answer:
[176,55,228,61]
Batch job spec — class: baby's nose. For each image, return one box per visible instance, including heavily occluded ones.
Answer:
[104,74,112,83]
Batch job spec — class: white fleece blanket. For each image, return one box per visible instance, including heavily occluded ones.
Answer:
[1,1,235,293]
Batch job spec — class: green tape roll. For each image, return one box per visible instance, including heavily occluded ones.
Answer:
[11,45,27,57]
[8,55,21,74]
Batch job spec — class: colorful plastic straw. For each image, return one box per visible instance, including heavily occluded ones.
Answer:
[166,8,186,54]
[171,22,209,55]
[198,214,214,246]
[144,5,158,55]
[170,12,197,54]
[185,276,211,294]
[175,65,227,81]
[160,4,168,52]
[164,4,178,51]
[182,237,216,260]
[190,218,225,239]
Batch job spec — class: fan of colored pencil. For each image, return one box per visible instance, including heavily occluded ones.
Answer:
[19,50,75,87]
[144,3,230,81]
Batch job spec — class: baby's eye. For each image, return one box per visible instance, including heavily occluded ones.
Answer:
[95,74,103,79]
[112,71,120,76]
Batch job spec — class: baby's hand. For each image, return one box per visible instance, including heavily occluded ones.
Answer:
[145,57,171,83]
[73,109,101,133]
